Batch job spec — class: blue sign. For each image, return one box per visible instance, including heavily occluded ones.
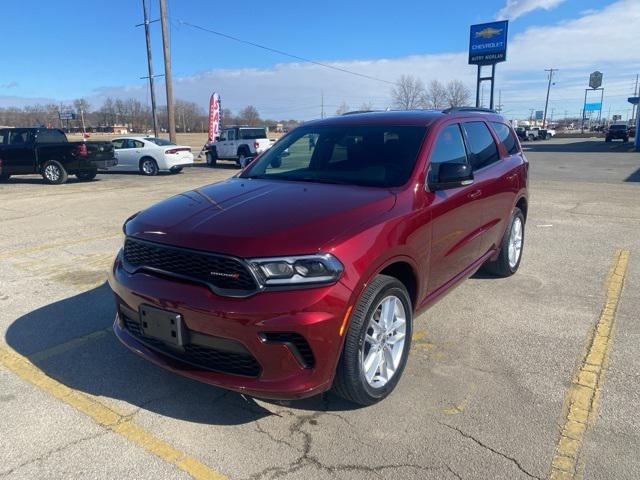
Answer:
[584,103,601,112]
[469,21,509,65]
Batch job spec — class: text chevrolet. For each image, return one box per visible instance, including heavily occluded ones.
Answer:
[109,109,528,405]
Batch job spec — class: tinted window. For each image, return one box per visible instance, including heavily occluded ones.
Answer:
[491,122,519,155]
[242,125,426,187]
[462,122,500,170]
[430,124,468,165]
[227,130,236,141]
[132,140,144,148]
[36,129,67,143]
[239,128,267,139]
[0,130,6,145]
[8,130,31,145]
[112,139,125,149]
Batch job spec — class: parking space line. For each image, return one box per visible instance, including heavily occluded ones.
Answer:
[28,328,112,363]
[548,249,630,480]
[0,345,228,480]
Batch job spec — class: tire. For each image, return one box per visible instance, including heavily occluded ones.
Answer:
[527,134,535,142]
[170,166,183,174]
[0,173,10,182]
[139,157,159,176]
[237,147,251,169]
[333,274,412,406]
[482,207,525,277]
[605,137,611,142]
[41,160,68,185]
[545,133,551,140]
[623,137,629,143]
[206,148,218,168]
[76,170,97,181]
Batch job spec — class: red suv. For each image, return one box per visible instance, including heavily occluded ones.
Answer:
[109,109,528,405]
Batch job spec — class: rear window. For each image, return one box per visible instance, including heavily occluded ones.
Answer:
[239,128,267,140]
[36,129,67,143]
[144,137,175,146]
[491,122,520,155]
[462,122,500,170]
[610,125,627,130]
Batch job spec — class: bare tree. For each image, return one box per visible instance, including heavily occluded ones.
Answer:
[238,105,261,126]
[335,101,350,115]
[445,80,471,108]
[391,75,426,110]
[359,101,374,111]
[424,80,447,109]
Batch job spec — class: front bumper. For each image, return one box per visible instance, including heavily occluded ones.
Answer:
[108,252,353,400]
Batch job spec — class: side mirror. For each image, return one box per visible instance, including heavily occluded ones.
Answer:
[428,163,474,191]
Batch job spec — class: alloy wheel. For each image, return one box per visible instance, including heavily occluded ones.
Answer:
[508,217,523,268]
[361,295,407,388]
[44,164,61,182]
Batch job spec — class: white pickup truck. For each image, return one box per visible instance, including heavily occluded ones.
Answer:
[206,126,274,168]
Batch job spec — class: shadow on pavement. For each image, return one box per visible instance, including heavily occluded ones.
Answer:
[5,283,357,425]
[625,167,640,182]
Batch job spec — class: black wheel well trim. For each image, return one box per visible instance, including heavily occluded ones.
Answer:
[515,196,528,221]
[237,145,250,156]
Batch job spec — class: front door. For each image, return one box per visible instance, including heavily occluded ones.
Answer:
[426,123,487,294]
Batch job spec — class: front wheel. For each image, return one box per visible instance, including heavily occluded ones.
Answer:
[333,275,412,405]
[42,160,68,185]
[139,158,159,176]
[206,148,218,168]
[76,170,97,181]
[527,134,535,142]
[482,207,525,277]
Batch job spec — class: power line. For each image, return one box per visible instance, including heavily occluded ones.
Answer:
[176,20,395,86]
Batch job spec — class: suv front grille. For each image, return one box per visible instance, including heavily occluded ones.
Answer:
[123,237,258,295]
[123,316,261,377]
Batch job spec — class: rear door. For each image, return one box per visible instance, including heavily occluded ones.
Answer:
[461,121,519,255]
[427,123,487,293]
[3,129,36,174]
[113,139,141,171]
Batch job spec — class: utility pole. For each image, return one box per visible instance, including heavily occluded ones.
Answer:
[141,0,159,138]
[496,89,503,113]
[159,0,176,142]
[529,109,534,123]
[542,68,557,128]
[632,74,639,123]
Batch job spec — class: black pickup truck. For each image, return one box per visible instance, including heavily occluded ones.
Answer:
[0,128,117,184]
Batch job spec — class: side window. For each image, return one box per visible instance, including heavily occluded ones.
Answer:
[462,122,500,170]
[8,130,30,146]
[227,130,236,141]
[112,139,125,149]
[133,140,144,149]
[36,129,66,143]
[428,124,468,183]
[491,122,520,155]
[0,130,6,145]
[218,131,226,141]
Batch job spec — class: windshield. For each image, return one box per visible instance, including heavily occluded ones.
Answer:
[241,124,426,188]
[610,125,626,130]
[239,128,267,140]
[144,137,175,146]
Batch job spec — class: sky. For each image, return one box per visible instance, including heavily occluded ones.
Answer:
[1,0,639,121]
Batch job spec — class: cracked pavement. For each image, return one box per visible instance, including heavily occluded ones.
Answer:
[1,139,639,479]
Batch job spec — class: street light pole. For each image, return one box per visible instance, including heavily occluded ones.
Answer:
[159,0,176,143]
[542,68,557,128]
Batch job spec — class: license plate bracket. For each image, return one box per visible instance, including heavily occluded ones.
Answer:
[139,304,186,347]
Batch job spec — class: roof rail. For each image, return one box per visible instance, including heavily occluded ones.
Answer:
[442,107,497,114]
[341,110,380,115]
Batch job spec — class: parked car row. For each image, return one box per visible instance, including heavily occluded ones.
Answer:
[0,128,195,184]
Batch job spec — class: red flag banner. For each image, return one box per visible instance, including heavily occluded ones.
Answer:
[208,93,221,142]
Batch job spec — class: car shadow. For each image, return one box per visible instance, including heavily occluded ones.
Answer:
[0,176,104,185]
[625,167,640,182]
[5,283,358,425]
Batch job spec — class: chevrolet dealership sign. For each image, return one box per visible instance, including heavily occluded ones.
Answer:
[469,21,509,65]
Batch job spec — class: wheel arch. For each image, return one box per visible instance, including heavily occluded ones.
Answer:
[515,196,528,222]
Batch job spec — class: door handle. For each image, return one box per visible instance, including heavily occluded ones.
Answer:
[468,189,482,200]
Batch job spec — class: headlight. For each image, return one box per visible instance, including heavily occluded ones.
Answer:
[249,254,343,287]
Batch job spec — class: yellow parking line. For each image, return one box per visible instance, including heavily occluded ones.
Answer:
[548,249,630,480]
[28,328,112,363]
[0,234,120,261]
[0,345,228,480]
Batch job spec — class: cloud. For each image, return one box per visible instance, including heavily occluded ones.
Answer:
[496,0,567,20]
[0,81,19,89]
[2,0,639,120]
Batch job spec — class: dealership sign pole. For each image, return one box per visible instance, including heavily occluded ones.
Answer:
[581,71,603,133]
[469,20,509,110]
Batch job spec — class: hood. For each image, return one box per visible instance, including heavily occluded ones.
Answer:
[127,178,396,257]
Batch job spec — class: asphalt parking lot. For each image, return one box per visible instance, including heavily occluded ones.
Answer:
[1,137,639,480]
